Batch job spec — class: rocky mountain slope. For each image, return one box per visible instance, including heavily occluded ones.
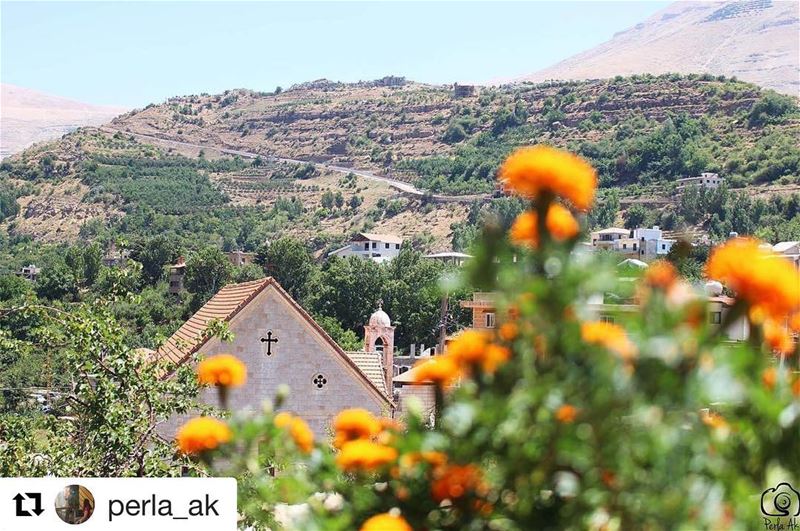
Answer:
[1,84,126,158]
[515,1,799,95]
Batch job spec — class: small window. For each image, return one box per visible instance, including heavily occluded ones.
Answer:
[364,243,369,250]
[662,244,666,250]
[385,243,390,249]
[485,312,496,328]
[710,312,722,325]
[395,244,400,249]
[601,315,615,324]
[622,244,627,249]
[372,242,377,249]
[312,374,328,389]
[398,367,409,374]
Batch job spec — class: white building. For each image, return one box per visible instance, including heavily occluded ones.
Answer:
[676,172,724,191]
[328,233,403,263]
[589,226,676,262]
[424,251,472,266]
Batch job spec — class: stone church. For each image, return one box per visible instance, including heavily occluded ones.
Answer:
[156,277,395,437]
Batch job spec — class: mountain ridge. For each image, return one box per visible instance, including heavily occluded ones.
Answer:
[511,0,799,95]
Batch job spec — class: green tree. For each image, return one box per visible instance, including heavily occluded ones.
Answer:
[306,256,387,333]
[255,238,314,300]
[623,204,649,229]
[133,235,181,285]
[185,247,232,300]
[35,259,78,301]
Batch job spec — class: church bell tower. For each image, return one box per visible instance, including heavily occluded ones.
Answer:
[364,300,395,396]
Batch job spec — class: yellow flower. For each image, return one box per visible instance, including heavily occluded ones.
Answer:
[581,321,637,361]
[176,417,232,455]
[274,412,314,453]
[499,145,597,211]
[197,354,247,387]
[706,238,800,320]
[555,404,578,424]
[509,204,580,248]
[411,355,462,387]
[336,440,398,472]
[332,408,381,448]
[360,513,412,531]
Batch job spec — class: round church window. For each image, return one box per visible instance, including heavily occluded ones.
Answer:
[313,374,327,389]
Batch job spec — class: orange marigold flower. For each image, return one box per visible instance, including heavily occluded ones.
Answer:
[581,321,637,361]
[448,330,489,365]
[400,450,449,471]
[411,355,461,387]
[509,204,580,248]
[274,412,314,453]
[332,408,381,448]
[555,404,578,424]
[431,464,485,502]
[763,320,795,356]
[360,513,412,531]
[643,260,678,291]
[176,417,232,455]
[197,354,246,387]
[792,377,800,397]
[706,238,800,320]
[789,313,800,333]
[274,411,293,429]
[498,321,519,341]
[701,409,728,430]
[499,145,597,211]
[481,344,511,373]
[762,367,777,390]
[336,440,398,472]
[288,416,314,453]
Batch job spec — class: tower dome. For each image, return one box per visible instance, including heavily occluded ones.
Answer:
[369,308,391,327]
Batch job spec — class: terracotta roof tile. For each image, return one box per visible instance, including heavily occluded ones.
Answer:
[345,351,387,395]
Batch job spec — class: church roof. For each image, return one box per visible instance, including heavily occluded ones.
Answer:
[345,351,387,395]
[158,278,270,364]
[156,277,392,406]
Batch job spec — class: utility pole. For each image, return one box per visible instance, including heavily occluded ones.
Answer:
[437,293,449,355]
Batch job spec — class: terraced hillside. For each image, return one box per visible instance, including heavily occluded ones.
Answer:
[1,74,798,248]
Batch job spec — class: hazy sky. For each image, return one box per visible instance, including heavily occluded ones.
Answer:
[1,1,669,108]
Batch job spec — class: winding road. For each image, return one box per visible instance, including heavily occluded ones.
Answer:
[101,127,490,203]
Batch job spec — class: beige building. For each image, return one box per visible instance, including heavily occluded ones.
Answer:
[157,278,393,437]
[460,292,497,330]
[226,250,256,267]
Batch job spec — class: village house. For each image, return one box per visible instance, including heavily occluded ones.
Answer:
[156,278,394,437]
[168,257,186,295]
[16,264,40,282]
[102,242,129,268]
[676,172,725,191]
[773,241,800,269]
[424,251,473,267]
[226,250,256,267]
[327,233,403,263]
[589,226,676,262]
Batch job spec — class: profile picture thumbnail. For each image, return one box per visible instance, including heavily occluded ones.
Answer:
[54,485,95,525]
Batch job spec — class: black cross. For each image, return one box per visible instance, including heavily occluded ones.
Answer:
[260,330,278,356]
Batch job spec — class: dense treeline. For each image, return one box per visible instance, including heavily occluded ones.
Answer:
[0,238,469,411]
